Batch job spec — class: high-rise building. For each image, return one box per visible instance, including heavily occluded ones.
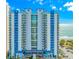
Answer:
[6,3,10,53]
[8,10,14,57]
[8,9,59,59]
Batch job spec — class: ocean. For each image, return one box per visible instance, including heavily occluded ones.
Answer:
[59,24,73,39]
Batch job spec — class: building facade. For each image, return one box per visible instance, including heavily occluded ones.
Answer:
[8,9,59,59]
[6,3,10,53]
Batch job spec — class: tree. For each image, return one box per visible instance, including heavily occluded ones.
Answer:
[60,39,65,47]
[17,55,20,59]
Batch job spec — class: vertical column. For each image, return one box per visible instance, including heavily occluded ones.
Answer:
[6,3,10,53]
[8,11,11,58]
[14,10,18,57]
[18,12,22,51]
[37,9,43,50]
[26,9,31,50]
[42,13,47,50]
[31,14,37,50]
[50,10,54,55]
[54,13,59,57]
[10,12,14,57]
[21,11,26,50]
[47,14,51,51]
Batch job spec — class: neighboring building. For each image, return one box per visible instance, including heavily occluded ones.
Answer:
[6,3,10,53]
[8,9,59,59]
[9,11,15,57]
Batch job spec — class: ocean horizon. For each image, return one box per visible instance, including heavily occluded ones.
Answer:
[59,23,73,40]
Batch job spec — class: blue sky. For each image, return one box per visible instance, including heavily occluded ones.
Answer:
[7,0,73,24]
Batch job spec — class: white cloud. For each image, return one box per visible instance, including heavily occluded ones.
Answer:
[36,0,44,5]
[39,1,43,5]
[64,2,73,7]
[16,8,20,11]
[59,7,62,11]
[52,6,56,9]
[68,6,73,11]
[64,2,73,11]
